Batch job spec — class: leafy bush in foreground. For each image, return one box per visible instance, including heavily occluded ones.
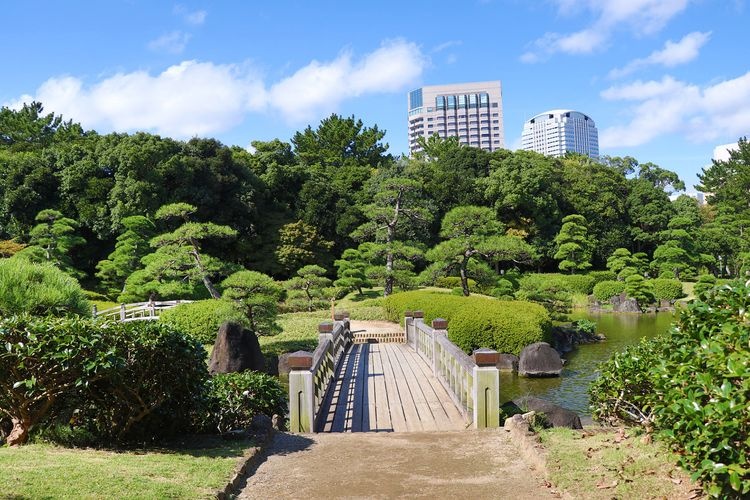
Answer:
[590,280,750,497]
[159,299,249,344]
[0,259,90,317]
[206,371,286,433]
[383,290,551,355]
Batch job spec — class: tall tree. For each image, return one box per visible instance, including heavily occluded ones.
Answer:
[15,209,85,278]
[553,214,593,274]
[275,220,333,277]
[427,206,535,296]
[334,248,372,296]
[95,216,155,297]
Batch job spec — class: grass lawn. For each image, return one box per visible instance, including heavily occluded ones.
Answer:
[541,427,702,499]
[0,438,254,498]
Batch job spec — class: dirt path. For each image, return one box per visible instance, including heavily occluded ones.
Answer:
[237,430,556,499]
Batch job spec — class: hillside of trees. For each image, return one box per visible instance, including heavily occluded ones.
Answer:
[1,101,748,302]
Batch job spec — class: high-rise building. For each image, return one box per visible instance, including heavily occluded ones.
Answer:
[407,81,504,154]
[520,110,599,159]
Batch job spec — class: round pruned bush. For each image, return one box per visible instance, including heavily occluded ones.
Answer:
[159,299,249,344]
[693,274,717,298]
[206,371,287,433]
[519,273,596,295]
[0,259,90,317]
[587,270,617,285]
[647,278,685,302]
[592,280,626,302]
[434,276,479,293]
[383,291,551,355]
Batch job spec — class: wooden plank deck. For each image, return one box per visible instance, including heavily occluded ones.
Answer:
[316,343,468,433]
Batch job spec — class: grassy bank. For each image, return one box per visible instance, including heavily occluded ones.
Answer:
[541,427,701,499]
[0,439,253,498]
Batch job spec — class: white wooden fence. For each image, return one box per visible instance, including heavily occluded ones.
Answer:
[93,300,193,322]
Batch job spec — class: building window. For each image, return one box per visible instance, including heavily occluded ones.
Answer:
[447,95,456,109]
[409,88,423,110]
[491,103,499,108]
[436,95,446,110]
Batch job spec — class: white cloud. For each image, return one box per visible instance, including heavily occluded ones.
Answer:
[432,40,462,53]
[173,5,207,25]
[148,31,191,54]
[7,40,427,138]
[521,0,691,62]
[268,39,426,123]
[600,72,750,148]
[609,31,711,78]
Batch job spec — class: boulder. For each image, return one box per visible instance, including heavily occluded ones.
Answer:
[610,293,641,313]
[496,353,519,372]
[208,321,265,374]
[277,352,292,378]
[518,342,563,377]
[511,396,582,429]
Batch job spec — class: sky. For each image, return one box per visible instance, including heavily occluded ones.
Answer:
[2,0,749,190]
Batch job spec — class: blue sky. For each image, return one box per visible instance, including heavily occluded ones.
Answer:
[2,1,749,189]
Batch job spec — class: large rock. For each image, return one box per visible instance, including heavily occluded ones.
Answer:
[511,397,582,429]
[610,293,641,313]
[496,353,519,372]
[208,321,265,374]
[277,352,293,378]
[518,342,563,377]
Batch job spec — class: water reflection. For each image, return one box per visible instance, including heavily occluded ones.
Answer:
[500,311,675,415]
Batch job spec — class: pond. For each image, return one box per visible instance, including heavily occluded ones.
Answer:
[499,311,675,416]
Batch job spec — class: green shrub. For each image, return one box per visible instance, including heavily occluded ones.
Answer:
[592,280,626,302]
[652,281,750,497]
[658,270,676,279]
[0,314,119,445]
[159,299,248,344]
[647,278,684,301]
[0,259,90,317]
[693,274,717,298]
[434,276,479,292]
[588,270,617,284]
[80,321,209,443]
[207,372,286,433]
[383,291,551,355]
[519,273,596,295]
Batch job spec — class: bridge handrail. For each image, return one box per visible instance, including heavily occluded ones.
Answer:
[405,311,500,429]
[93,300,193,321]
[288,315,353,433]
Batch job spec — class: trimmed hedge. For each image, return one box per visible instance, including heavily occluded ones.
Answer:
[434,276,479,293]
[519,273,596,295]
[159,299,249,344]
[383,290,551,355]
[588,270,617,284]
[647,278,684,301]
[592,280,626,302]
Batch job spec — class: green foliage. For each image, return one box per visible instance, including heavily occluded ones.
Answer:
[95,215,155,297]
[587,270,617,284]
[553,214,593,273]
[592,280,626,302]
[78,321,209,443]
[206,372,287,433]
[652,282,750,497]
[0,314,119,445]
[275,220,333,276]
[334,247,372,295]
[221,271,284,336]
[159,299,248,344]
[383,291,551,355]
[624,274,654,309]
[693,274,717,298]
[15,209,86,278]
[284,265,332,313]
[519,273,595,295]
[0,259,90,317]
[647,278,684,301]
[658,270,676,279]
[434,276,479,292]
[590,280,750,497]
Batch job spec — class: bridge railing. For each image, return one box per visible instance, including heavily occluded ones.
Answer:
[287,313,353,433]
[93,300,193,322]
[405,311,500,429]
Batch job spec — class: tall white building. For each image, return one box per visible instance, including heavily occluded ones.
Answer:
[407,81,504,154]
[520,110,599,159]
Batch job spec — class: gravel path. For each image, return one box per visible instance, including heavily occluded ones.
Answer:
[237,430,557,499]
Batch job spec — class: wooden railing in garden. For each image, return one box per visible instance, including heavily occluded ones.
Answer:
[93,300,193,322]
[405,311,500,429]
[287,313,353,433]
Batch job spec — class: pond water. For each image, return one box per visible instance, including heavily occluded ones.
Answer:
[499,311,675,416]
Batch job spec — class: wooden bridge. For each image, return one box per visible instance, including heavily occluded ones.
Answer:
[287,312,501,433]
[92,300,192,322]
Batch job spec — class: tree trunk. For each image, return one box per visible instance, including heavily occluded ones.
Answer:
[460,256,471,297]
[189,245,220,299]
[384,251,394,297]
[7,416,30,446]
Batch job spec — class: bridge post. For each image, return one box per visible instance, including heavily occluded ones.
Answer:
[404,311,414,347]
[119,303,126,321]
[91,304,97,318]
[287,351,315,433]
[431,318,448,377]
[319,321,334,343]
[472,348,500,428]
